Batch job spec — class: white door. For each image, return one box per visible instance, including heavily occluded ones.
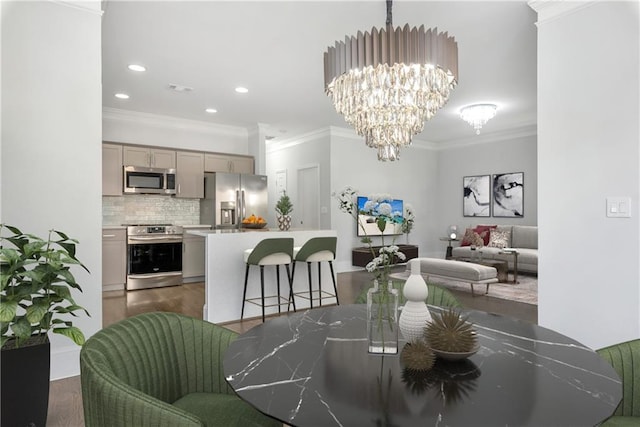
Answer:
[297,165,320,229]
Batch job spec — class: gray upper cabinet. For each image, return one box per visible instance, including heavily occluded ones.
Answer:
[204,154,254,174]
[102,143,123,196]
[123,146,176,169]
[176,151,204,198]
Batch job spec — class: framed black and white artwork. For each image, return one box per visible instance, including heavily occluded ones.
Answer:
[463,175,491,217]
[493,172,524,217]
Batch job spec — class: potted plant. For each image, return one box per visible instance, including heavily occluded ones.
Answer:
[275,191,293,231]
[0,224,90,427]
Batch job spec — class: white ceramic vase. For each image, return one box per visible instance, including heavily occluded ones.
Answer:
[399,260,432,343]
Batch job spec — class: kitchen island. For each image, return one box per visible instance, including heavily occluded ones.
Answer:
[187,228,339,323]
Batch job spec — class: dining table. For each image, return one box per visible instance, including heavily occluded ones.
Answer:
[223,304,622,427]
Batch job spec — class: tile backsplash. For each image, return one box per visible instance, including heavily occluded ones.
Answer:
[103,195,200,226]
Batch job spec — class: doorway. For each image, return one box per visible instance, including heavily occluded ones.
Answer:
[296,165,320,229]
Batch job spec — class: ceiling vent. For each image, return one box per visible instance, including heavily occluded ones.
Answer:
[168,84,193,93]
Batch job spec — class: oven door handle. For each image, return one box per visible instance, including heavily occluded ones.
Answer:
[128,236,183,243]
[127,272,183,279]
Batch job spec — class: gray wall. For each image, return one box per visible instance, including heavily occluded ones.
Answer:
[436,132,538,234]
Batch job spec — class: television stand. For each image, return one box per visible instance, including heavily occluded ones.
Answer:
[351,244,418,267]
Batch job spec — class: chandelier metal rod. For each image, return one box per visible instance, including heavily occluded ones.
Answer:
[386,0,393,27]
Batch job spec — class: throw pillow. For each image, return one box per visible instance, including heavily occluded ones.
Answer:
[474,225,497,246]
[461,228,484,247]
[488,229,511,248]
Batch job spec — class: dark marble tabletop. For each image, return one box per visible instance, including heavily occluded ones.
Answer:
[223,305,621,427]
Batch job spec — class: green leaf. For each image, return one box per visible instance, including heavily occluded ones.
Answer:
[376,217,387,233]
[0,301,18,322]
[25,301,48,324]
[53,326,85,346]
[11,318,33,340]
[50,285,72,300]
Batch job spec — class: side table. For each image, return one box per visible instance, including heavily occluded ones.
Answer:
[499,249,519,283]
[439,237,460,259]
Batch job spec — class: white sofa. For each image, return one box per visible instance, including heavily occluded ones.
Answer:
[451,225,538,274]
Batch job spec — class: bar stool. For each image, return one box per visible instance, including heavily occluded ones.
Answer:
[241,238,295,322]
[291,237,339,308]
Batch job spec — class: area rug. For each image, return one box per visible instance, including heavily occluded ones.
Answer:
[428,274,538,305]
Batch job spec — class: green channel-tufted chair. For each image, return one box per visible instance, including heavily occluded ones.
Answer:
[597,339,640,426]
[80,312,281,427]
[354,280,462,308]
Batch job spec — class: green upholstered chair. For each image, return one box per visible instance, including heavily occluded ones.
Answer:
[80,312,280,427]
[354,280,462,308]
[292,237,339,308]
[597,339,640,426]
[242,238,295,322]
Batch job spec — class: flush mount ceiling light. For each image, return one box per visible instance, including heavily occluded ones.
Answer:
[127,64,146,72]
[235,87,249,94]
[205,108,217,114]
[460,104,497,135]
[323,0,458,161]
[114,93,130,99]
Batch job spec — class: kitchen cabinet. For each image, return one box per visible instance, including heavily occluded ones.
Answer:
[102,143,123,196]
[176,151,204,198]
[102,228,126,290]
[123,146,176,169]
[204,154,254,174]
[183,227,210,279]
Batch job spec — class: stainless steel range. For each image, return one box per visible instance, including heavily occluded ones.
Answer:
[126,224,183,290]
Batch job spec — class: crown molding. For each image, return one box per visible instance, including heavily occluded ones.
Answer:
[528,0,596,25]
[266,127,332,153]
[103,107,248,138]
[51,0,103,16]
[434,123,538,151]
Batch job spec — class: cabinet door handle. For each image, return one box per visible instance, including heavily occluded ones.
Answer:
[178,184,181,194]
[102,234,116,238]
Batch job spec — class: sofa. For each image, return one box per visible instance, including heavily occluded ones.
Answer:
[451,225,538,274]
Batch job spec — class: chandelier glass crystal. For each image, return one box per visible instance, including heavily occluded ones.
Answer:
[324,5,458,161]
[460,104,497,135]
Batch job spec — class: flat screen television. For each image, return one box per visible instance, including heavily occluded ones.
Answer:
[356,196,404,237]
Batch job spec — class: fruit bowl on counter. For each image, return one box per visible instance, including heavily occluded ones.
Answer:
[241,214,267,229]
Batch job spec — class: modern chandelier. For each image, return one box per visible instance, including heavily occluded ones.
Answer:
[460,104,497,135]
[323,1,458,161]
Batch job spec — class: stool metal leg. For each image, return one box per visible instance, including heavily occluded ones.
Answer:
[241,264,250,320]
[329,261,339,305]
[260,265,266,323]
[285,263,296,312]
[276,265,281,314]
[306,262,313,308]
[317,262,322,306]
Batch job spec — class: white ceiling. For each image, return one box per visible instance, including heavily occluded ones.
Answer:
[101,1,538,144]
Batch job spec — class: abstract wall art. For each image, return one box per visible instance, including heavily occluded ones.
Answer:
[492,172,524,217]
[463,175,491,217]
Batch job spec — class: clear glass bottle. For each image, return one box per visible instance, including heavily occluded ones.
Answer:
[367,279,399,354]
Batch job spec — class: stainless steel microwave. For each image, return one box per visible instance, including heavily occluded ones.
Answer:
[123,166,176,195]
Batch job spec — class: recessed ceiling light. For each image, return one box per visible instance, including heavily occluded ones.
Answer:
[205,108,217,114]
[235,86,249,94]
[114,93,130,99]
[127,64,146,72]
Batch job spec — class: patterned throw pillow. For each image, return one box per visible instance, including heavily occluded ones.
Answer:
[488,229,511,248]
[461,228,484,247]
[475,225,497,245]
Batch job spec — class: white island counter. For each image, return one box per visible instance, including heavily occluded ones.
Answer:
[187,229,339,323]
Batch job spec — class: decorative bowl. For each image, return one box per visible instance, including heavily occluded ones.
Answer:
[241,223,267,229]
[431,344,480,361]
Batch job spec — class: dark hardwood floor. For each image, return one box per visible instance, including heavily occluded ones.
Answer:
[46,267,537,426]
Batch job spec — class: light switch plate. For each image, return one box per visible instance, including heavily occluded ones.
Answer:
[606,197,632,218]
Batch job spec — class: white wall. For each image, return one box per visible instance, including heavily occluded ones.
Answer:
[266,128,332,230]
[436,129,538,234]
[103,108,249,154]
[329,128,438,271]
[535,1,640,348]
[1,0,103,379]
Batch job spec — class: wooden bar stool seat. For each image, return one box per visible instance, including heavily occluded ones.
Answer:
[241,238,295,323]
[291,237,339,308]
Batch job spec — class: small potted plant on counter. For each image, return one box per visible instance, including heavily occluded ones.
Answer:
[0,224,90,427]
[275,191,293,231]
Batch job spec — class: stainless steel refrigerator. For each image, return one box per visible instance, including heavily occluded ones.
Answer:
[200,173,268,229]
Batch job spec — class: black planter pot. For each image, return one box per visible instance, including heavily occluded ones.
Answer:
[1,335,50,427]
